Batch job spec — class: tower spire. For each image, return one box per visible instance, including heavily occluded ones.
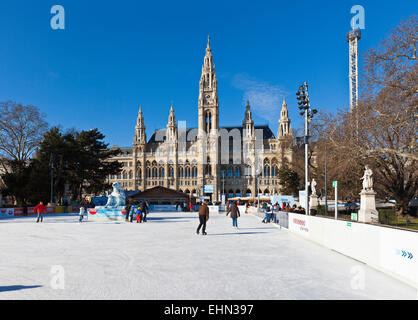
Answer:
[278,98,291,138]
[134,105,146,145]
[207,35,211,52]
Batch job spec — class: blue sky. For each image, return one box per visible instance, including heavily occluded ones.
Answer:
[0,0,416,147]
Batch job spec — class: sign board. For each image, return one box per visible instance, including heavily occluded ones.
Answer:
[332,181,337,187]
[0,208,14,217]
[200,196,210,200]
[203,185,214,194]
[289,214,310,236]
[221,195,226,205]
[351,212,358,221]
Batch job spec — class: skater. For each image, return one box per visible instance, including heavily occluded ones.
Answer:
[226,201,240,228]
[136,206,143,223]
[129,205,135,222]
[33,201,47,223]
[196,201,209,235]
[141,201,148,222]
[125,201,131,222]
[79,206,85,222]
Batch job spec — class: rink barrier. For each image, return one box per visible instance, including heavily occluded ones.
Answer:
[0,205,83,218]
[248,208,417,287]
[286,212,418,288]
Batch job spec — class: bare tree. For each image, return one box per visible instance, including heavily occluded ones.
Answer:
[319,16,417,215]
[0,101,48,172]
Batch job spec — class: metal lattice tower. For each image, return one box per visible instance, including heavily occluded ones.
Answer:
[347,29,361,111]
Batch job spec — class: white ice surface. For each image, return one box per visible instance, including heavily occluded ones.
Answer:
[0,211,416,300]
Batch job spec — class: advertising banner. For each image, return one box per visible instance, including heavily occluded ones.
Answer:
[289,213,310,236]
[88,207,126,220]
[0,208,14,217]
[14,208,24,216]
[203,185,214,193]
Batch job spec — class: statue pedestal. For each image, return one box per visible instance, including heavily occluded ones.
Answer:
[309,195,319,209]
[88,206,127,221]
[358,190,379,223]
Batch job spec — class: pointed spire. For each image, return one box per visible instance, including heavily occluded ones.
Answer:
[282,98,287,107]
[246,100,251,110]
[206,35,211,52]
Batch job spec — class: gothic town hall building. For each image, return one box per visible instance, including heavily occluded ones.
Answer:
[108,38,293,202]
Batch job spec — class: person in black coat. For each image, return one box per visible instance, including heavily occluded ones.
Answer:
[125,201,132,222]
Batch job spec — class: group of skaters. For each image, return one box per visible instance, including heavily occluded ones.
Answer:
[176,202,195,212]
[260,202,306,223]
[32,200,148,224]
[196,201,241,235]
[124,201,149,223]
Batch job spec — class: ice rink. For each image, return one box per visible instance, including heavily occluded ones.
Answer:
[0,211,416,300]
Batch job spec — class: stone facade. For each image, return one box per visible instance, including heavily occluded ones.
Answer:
[108,37,293,201]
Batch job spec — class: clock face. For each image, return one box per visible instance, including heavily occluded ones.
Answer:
[206,94,211,99]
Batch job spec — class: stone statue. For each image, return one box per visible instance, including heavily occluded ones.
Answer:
[311,179,317,196]
[361,165,373,191]
[104,182,126,208]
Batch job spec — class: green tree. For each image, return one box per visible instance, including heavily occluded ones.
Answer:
[277,164,300,196]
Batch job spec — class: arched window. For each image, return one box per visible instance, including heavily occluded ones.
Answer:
[129,170,133,179]
[123,172,127,180]
[221,168,226,178]
[264,166,270,177]
[161,168,165,178]
[147,168,151,178]
[180,167,184,178]
[205,111,212,132]
[235,167,241,178]
[228,167,233,177]
[186,167,191,178]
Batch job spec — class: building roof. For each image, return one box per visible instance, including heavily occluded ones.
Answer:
[147,125,275,144]
[128,186,195,201]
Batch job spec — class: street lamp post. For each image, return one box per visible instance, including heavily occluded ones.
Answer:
[324,145,328,215]
[296,82,317,215]
[256,172,261,213]
[50,153,55,205]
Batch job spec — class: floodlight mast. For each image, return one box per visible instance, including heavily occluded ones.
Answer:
[347,29,361,111]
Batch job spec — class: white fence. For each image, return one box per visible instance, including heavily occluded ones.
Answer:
[287,212,418,288]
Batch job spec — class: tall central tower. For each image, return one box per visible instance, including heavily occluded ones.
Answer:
[198,36,219,133]
[197,36,220,200]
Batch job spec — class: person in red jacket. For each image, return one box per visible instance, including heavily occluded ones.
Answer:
[33,201,47,223]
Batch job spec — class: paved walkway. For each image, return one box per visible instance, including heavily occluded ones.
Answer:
[0,211,416,299]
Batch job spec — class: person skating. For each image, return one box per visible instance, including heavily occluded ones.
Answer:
[33,201,47,223]
[125,202,131,222]
[136,206,143,223]
[142,201,148,222]
[129,205,135,222]
[226,201,240,228]
[196,201,209,235]
[79,206,85,223]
